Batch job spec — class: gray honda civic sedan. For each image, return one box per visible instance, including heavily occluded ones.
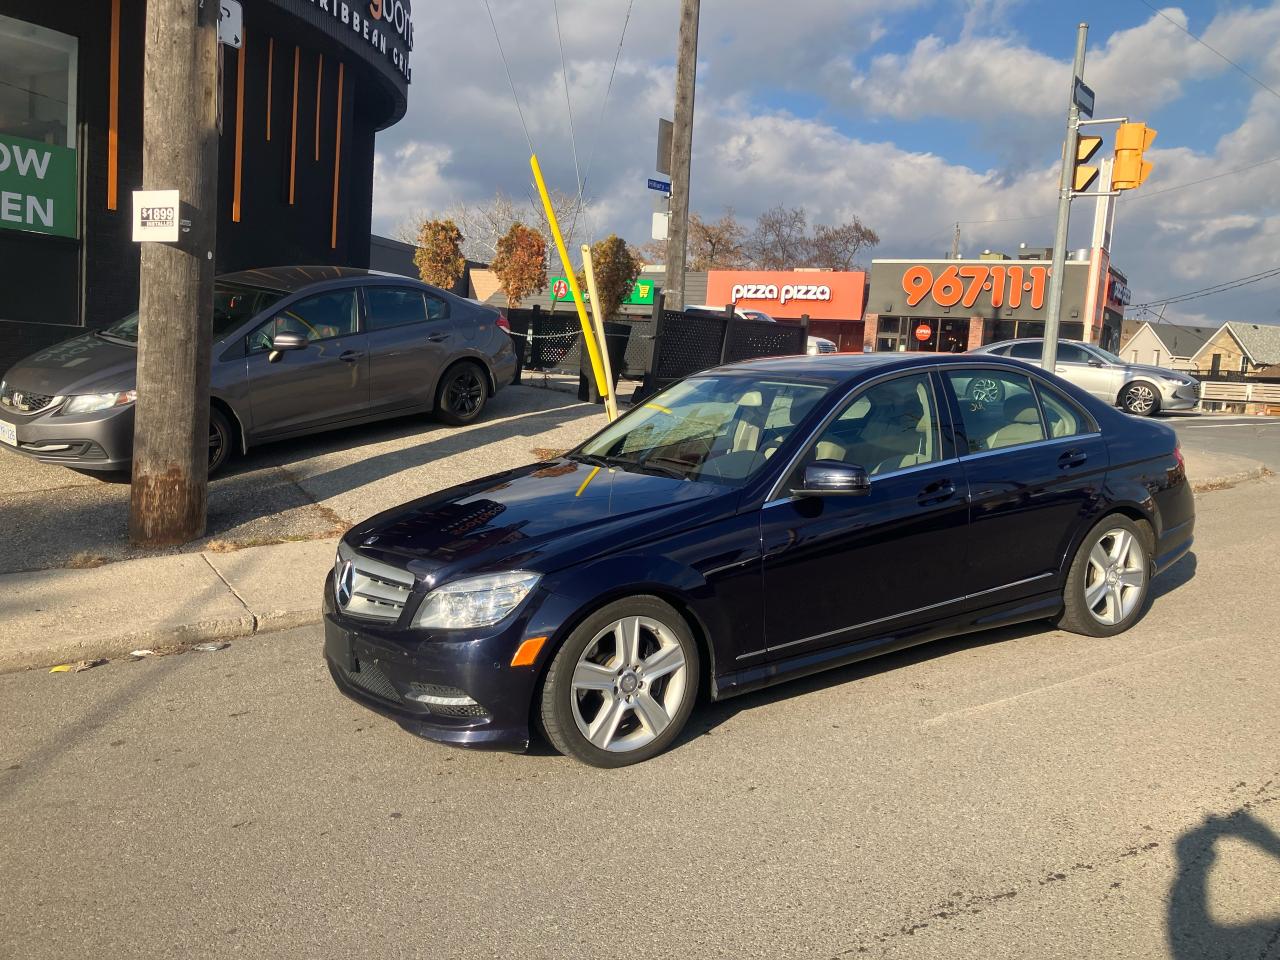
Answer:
[0,266,517,474]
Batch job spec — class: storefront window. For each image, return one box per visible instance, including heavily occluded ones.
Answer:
[0,15,77,148]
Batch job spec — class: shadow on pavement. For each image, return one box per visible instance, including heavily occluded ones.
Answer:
[1167,809,1280,959]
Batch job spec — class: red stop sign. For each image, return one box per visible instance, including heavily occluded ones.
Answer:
[914,323,932,343]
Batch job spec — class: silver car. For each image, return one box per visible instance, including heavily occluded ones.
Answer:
[969,339,1198,416]
[0,266,517,475]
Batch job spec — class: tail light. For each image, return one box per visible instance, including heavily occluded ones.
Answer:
[495,311,511,332]
[1173,443,1184,468]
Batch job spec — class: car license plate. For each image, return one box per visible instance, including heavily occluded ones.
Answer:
[0,421,15,447]
[324,619,357,671]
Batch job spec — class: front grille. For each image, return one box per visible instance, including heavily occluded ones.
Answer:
[334,544,414,622]
[0,386,58,414]
[341,659,402,704]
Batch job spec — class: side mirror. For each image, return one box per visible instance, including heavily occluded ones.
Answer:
[268,331,307,363]
[796,460,870,497]
[1088,358,1104,367]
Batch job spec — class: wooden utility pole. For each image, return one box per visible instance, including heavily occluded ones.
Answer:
[664,0,700,311]
[128,0,219,546]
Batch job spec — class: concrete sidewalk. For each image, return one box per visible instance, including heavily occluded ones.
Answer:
[0,447,1268,673]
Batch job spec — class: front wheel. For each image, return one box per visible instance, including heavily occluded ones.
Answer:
[434,362,488,426]
[1057,515,1153,637]
[208,407,234,476]
[539,596,700,767]
[1121,382,1160,417]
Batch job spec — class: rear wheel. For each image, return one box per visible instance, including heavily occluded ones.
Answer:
[1057,515,1152,637]
[208,407,234,476]
[434,362,487,426]
[539,596,700,767]
[1120,382,1160,417]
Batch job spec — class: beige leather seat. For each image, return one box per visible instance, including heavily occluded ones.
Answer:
[986,394,1045,450]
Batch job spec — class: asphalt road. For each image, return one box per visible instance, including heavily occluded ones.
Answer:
[3,479,1278,959]
[1169,415,1280,471]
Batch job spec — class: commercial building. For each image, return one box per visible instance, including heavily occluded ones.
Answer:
[0,0,413,370]
[865,247,1128,354]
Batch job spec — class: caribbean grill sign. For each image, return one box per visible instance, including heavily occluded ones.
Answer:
[0,133,77,239]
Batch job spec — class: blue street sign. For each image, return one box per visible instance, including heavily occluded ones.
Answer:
[647,178,672,194]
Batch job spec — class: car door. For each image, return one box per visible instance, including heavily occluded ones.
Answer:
[243,285,370,439]
[1054,342,1112,400]
[759,370,970,659]
[364,285,456,413]
[941,366,1108,607]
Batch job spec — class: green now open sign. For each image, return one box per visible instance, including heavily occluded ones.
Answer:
[0,133,78,239]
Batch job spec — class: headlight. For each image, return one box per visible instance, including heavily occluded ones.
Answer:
[413,571,541,629]
[63,390,136,414]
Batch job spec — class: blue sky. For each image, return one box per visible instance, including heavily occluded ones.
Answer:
[373,1,1280,324]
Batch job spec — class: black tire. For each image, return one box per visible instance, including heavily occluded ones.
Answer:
[208,407,234,476]
[1057,514,1154,637]
[1120,381,1160,417]
[539,595,700,768]
[434,361,488,426]
[966,375,1006,405]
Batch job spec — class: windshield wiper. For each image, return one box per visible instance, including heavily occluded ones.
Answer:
[569,451,687,480]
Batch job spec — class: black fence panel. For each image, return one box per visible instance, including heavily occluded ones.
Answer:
[653,310,728,380]
[723,317,806,364]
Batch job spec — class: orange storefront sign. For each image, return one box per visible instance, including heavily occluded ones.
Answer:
[705,270,866,321]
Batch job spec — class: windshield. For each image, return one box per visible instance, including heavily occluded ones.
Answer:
[575,375,831,486]
[100,283,286,344]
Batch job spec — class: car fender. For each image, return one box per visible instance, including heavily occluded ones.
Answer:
[430,350,498,399]
[1116,377,1162,407]
[538,552,733,695]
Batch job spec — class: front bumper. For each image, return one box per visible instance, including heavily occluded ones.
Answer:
[1159,381,1200,411]
[0,401,134,470]
[321,582,550,752]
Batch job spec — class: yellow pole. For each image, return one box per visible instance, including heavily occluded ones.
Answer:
[580,242,618,421]
[529,154,608,399]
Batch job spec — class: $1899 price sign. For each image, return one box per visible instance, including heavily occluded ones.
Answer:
[901,263,1050,311]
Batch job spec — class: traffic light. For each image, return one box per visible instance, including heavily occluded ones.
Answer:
[1074,135,1103,192]
[1113,122,1157,190]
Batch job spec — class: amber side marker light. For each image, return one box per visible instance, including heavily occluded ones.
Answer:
[511,636,548,667]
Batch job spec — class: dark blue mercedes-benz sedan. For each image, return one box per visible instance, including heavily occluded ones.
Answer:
[323,352,1195,767]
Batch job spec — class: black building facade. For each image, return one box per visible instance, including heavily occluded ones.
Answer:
[0,0,412,371]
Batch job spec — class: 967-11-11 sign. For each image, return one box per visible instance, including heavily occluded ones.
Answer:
[901,263,1050,312]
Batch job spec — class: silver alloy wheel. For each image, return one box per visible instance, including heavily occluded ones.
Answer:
[1125,383,1157,415]
[569,615,690,753]
[1084,527,1146,626]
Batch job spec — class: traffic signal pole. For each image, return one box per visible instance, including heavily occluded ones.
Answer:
[1041,22,1089,372]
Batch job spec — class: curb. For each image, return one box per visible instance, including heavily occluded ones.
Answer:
[1191,464,1272,493]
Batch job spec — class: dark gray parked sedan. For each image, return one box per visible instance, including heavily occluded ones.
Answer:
[0,266,518,474]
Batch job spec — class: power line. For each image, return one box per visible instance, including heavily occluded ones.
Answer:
[1128,265,1280,309]
[567,0,635,246]
[1135,0,1280,104]
[1119,154,1280,203]
[551,0,582,195]
[482,0,535,156]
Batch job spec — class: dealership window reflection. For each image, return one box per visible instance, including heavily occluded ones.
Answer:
[0,15,78,147]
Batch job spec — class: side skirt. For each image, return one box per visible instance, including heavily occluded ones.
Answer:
[713,592,1063,701]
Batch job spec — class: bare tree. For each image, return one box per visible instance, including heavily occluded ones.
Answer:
[400,190,592,266]
[746,205,811,270]
[689,209,747,270]
[809,219,880,271]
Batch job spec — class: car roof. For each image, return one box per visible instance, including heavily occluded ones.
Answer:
[713,351,1025,384]
[217,265,423,293]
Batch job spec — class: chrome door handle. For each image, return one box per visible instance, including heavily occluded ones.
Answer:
[339,350,363,363]
[1058,449,1087,469]
[917,479,955,506]
[425,332,449,343]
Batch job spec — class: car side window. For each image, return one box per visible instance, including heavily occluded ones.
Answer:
[248,288,358,353]
[1057,343,1091,364]
[792,373,941,481]
[1035,381,1088,438]
[945,370,1046,454]
[365,287,428,332]
[425,293,450,321]
[1007,342,1040,360]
